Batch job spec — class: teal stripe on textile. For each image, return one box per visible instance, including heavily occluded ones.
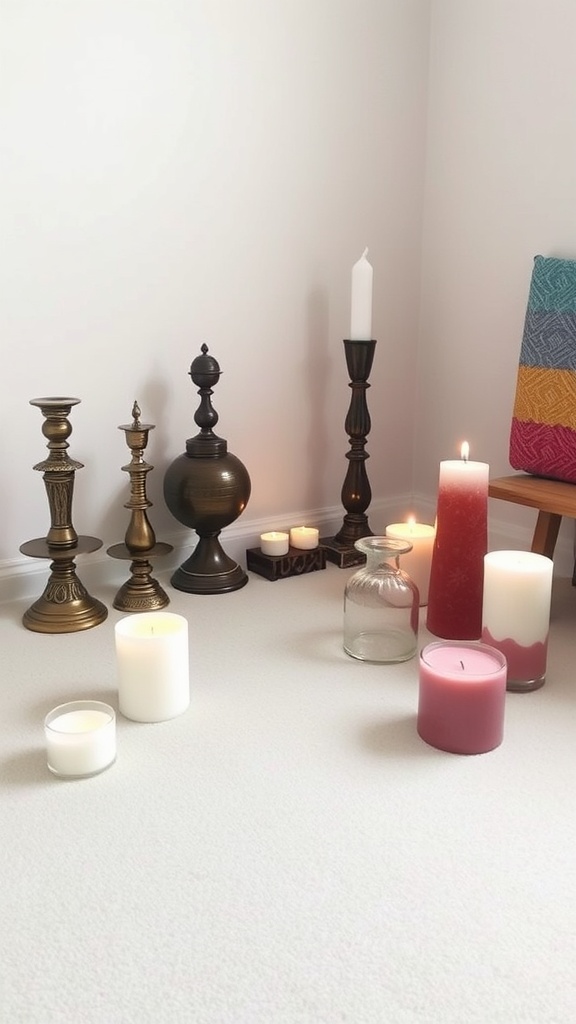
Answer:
[527,255,576,312]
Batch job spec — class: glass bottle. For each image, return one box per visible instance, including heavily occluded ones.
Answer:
[343,537,419,663]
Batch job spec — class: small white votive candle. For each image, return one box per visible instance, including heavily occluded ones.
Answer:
[289,526,319,550]
[115,612,190,723]
[45,700,116,778]
[260,531,290,556]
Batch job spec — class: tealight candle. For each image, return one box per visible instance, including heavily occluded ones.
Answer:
[417,641,507,755]
[482,550,553,692]
[115,612,190,723]
[289,526,319,550]
[260,531,290,556]
[45,700,116,778]
[385,518,435,605]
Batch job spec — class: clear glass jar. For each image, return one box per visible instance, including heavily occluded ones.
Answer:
[343,537,419,663]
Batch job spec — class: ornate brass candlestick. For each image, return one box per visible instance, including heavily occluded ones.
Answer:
[107,401,173,611]
[20,397,108,633]
[321,339,376,567]
[163,344,251,594]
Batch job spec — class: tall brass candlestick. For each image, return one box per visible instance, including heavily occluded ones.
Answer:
[107,402,172,611]
[321,339,376,567]
[20,397,108,633]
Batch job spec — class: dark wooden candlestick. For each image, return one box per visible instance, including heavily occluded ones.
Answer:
[321,339,376,567]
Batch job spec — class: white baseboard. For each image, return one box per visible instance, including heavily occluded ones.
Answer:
[2,494,573,607]
[0,498,397,606]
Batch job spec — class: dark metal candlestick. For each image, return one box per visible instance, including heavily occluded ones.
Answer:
[163,345,251,594]
[107,401,173,611]
[321,339,376,567]
[20,397,108,633]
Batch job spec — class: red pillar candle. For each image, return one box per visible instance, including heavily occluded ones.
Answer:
[417,641,507,755]
[426,443,489,639]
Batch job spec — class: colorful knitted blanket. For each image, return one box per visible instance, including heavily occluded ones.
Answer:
[509,254,576,483]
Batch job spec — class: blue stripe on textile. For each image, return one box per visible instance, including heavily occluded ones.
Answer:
[519,310,576,370]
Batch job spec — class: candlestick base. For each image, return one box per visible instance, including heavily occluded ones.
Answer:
[107,542,173,611]
[246,545,326,581]
[20,536,108,633]
[171,536,248,594]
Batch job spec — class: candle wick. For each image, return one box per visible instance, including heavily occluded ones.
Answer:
[460,660,465,670]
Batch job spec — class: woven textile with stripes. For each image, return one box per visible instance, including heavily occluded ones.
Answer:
[509,254,576,483]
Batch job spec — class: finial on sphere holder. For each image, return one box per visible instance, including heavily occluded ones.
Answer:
[163,345,251,594]
[320,339,376,567]
[107,400,173,611]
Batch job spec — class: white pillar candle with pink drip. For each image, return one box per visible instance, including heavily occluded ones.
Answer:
[481,550,553,693]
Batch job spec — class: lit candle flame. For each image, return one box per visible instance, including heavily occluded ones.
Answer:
[406,514,416,534]
[461,441,469,462]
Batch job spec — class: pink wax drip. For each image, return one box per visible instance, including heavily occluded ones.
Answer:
[481,627,548,683]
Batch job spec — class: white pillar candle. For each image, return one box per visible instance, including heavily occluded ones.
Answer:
[45,700,116,778]
[115,612,190,722]
[289,526,319,550]
[260,531,290,556]
[349,248,373,341]
[482,550,553,692]
[385,518,435,605]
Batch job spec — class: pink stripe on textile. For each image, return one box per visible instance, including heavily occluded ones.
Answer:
[510,418,576,483]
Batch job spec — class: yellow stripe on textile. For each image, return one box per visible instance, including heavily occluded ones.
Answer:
[513,365,576,429]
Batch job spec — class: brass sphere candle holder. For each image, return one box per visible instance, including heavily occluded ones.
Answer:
[321,339,376,567]
[107,401,173,611]
[20,397,108,633]
[163,344,251,594]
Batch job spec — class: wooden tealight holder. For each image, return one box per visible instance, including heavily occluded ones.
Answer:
[246,545,326,581]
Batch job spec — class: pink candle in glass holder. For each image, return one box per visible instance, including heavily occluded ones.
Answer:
[482,550,553,693]
[418,641,507,755]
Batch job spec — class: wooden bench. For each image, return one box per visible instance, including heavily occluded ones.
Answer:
[488,474,576,583]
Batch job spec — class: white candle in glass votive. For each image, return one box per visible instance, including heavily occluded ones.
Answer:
[385,518,436,605]
[115,612,190,723]
[45,700,116,778]
[260,531,290,556]
[289,527,319,550]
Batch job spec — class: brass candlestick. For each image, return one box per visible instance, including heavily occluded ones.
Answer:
[20,397,108,633]
[321,339,376,567]
[107,401,173,611]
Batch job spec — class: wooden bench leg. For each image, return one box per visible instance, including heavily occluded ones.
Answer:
[531,511,561,560]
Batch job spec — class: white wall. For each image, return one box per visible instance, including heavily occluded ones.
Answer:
[5,0,576,588]
[416,0,576,567]
[0,0,430,575]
